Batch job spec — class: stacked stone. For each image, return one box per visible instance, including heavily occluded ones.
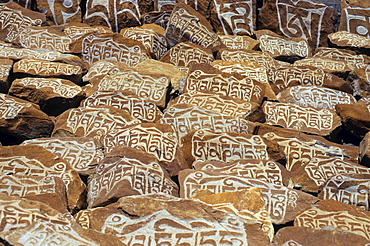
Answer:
[1,0,370,245]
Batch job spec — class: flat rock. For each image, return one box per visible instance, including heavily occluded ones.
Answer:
[295,199,370,240]
[209,0,256,36]
[217,49,279,68]
[259,0,338,49]
[160,103,257,143]
[329,31,370,49]
[82,59,130,83]
[159,42,214,74]
[165,3,225,51]
[71,33,149,66]
[35,0,81,25]
[318,173,370,210]
[294,57,351,73]
[179,169,319,224]
[185,63,266,103]
[168,92,260,119]
[9,77,86,116]
[21,137,104,176]
[180,129,284,166]
[83,68,171,108]
[81,90,163,122]
[0,58,13,93]
[0,2,46,43]
[339,0,370,38]
[266,65,353,95]
[61,23,113,41]
[336,103,370,140]
[277,85,356,110]
[52,105,140,140]
[18,27,73,53]
[81,193,271,246]
[102,123,187,176]
[0,93,54,144]
[291,156,370,193]
[219,35,259,50]
[120,25,169,60]
[263,101,342,135]
[87,147,179,208]
[273,226,370,246]
[0,145,86,212]
[193,159,292,187]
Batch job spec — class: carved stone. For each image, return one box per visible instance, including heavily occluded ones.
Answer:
[336,103,370,140]
[329,31,370,49]
[0,93,54,145]
[21,137,104,176]
[141,11,171,29]
[217,49,279,68]
[0,59,13,93]
[0,145,86,212]
[360,131,370,166]
[9,77,86,116]
[82,59,130,83]
[87,147,179,208]
[347,64,370,97]
[339,0,370,38]
[179,169,319,224]
[259,0,338,49]
[81,90,163,122]
[294,57,351,73]
[61,22,113,41]
[35,0,81,25]
[263,101,342,135]
[219,35,259,50]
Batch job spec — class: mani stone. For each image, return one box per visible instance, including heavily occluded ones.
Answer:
[87,147,179,208]
[0,2,46,43]
[318,173,370,210]
[329,31,370,49]
[61,23,113,41]
[0,220,125,246]
[35,0,81,25]
[193,159,292,187]
[217,49,279,68]
[83,67,171,108]
[18,27,73,53]
[339,0,370,38]
[102,123,188,176]
[0,58,13,93]
[52,105,140,140]
[191,188,274,241]
[294,57,351,74]
[160,103,256,143]
[209,0,256,36]
[168,92,260,120]
[347,64,370,97]
[120,24,169,60]
[266,65,353,95]
[21,137,105,176]
[159,42,214,74]
[259,0,338,49]
[336,103,370,140]
[180,129,283,166]
[141,11,171,29]
[9,77,86,116]
[71,33,149,66]
[81,90,163,123]
[295,199,370,241]
[184,63,266,104]
[291,156,370,193]
[154,0,176,12]
[0,145,86,212]
[82,59,130,82]
[0,93,54,144]
[255,29,311,59]
[273,226,370,246]
[179,169,319,224]
[0,175,67,213]
[164,3,225,52]
[77,193,271,246]
[276,85,357,110]
[360,131,370,166]
[219,35,259,50]
[263,101,342,136]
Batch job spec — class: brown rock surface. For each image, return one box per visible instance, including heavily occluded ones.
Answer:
[339,0,370,38]
[329,31,370,49]
[35,0,81,25]
[82,59,130,83]
[9,77,86,116]
[347,64,370,97]
[336,103,370,140]
[61,23,113,41]
[219,35,259,50]
[294,57,351,73]
[21,137,104,176]
[0,145,86,212]
[217,49,279,68]
[360,131,370,166]
[141,11,171,29]
[0,58,13,93]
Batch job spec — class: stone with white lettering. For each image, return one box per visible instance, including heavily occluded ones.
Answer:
[259,0,338,49]
[0,93,54,145]
[329,31,370,49]
[35,0,81,25]
[141,11,171,29]
[294,57,351,74]
[61,23,113,41]
[9,77,86,116]
[82,59,130,83]
[87,147,179,208]
[0,145,86,212]
[336,103,370,140]
[263,101,342,135]
[277,85,356,110]
[0,59,13,93]
[339,0,370,39]
[217,49,280,68]
[21,137,104,176]
[179,169,318,224]
[219,35,259,50]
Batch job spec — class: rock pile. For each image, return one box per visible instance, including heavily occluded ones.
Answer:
[0,0,370,245]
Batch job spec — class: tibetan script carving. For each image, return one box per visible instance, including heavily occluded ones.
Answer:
[218,49,277,68]
[0,93,32,119]
[14,59,82,76]
[329,31,370,48]
[341,5,370,38]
